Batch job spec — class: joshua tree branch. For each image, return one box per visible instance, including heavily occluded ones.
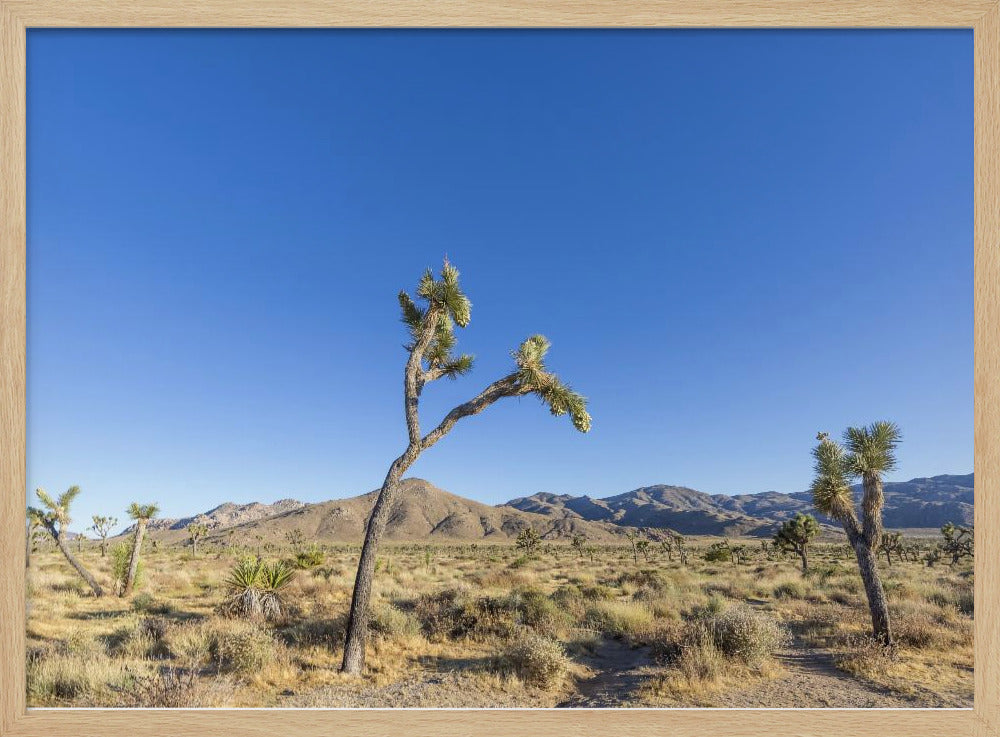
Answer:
[419,373,525,452]
[404,306,442,444]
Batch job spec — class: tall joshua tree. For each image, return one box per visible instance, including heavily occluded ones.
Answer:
[811,422,901,647]
[89,515,118,557]
[27,487,104,596]
[341,261,591,674]
[123,502,159,596]
[773,512,820,572]
[187,522,209,557]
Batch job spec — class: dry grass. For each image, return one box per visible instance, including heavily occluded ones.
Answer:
[25,536,973,707]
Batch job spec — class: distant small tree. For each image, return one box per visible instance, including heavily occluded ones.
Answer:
[773,513,820,572]
[940,522,973,564]
[879,531,904,567]
[285,528,306,551]
[89,515,118,557]
[515,527,542,556]
[672,533,689,566]
[660,537,674,562]
[28,487,104,596]
[584,545,597,563]
[635,538,651,562]
[571,534,586,559]
[625,530,642,565]
[341,261,590,675]
[76,533,87,553]
[123,503,159,596]
[704,541,732,563]
[730,543,750,566]
[188,523,209,557]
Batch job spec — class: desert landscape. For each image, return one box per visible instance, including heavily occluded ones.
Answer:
[25,475,974,708]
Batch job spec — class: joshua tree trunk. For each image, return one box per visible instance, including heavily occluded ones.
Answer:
[51,528,104,597]
[799,547,808,572]
[123,521,147,596]
[342,453,415,674]
[100,538,108,557]
[852,539,893,646]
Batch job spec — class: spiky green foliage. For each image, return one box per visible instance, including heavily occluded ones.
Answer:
[111,541,144,593]
[28,486,81,531]
[127,503,160,522]
[222,558,295,621]
[844,421,901,478]
[774,513,820,570]
[809,434,855,524]
[513,335,591,433]
[515,527,542,556]
[400,261,475,379]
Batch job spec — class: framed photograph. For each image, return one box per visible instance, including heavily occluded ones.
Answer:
[1,1,997,735]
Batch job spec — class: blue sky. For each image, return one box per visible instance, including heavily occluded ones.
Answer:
[26,30,972,532]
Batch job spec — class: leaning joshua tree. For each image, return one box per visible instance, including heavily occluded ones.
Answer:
[341,261,591,675]
[811,422,901,647]
[773,512,820,572]
[122,502,159,596]
[89,515,118,557]
[28,487,104,596]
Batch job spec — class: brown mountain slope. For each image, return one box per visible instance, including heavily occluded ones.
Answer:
[182,478,622,545]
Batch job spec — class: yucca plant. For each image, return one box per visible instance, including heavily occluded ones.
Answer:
[223,557,295,621]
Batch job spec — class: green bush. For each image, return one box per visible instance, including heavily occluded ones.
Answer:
[111,541,143,595]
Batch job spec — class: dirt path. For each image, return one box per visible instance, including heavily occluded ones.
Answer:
[558,638,652,708]
[713,642,937,708]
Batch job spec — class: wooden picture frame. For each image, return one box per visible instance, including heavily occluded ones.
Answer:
[1,1,996,735]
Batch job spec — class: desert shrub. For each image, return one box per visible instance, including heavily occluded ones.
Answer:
[709,605,786,664]
[508,555,531,570]
[579,584,617,601]
[26,646,128,704]
[615,569,670,592]
[369,602,422,641]
[111,542,143,595]
[206,620,276,674]
[131,592,172,615]
[687,593,727,619]
[501,632,571,689]
[280,617,346,649]
[507,588,568,635]
[111,666,201,708]
[291,544,326,570]
[648,620,688,664]
[703,543,732,563]
[957,589,974,616]
[414,587,516,641]
[675,628,724,683]
[772,580,807,599]
[221,557,294,621]
[584,600,654,638]
[835,635,897,678]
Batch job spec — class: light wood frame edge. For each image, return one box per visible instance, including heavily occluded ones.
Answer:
[1,2,997,736]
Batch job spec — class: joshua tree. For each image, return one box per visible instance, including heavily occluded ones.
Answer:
[76,533,87,553]
[341,261,591,675]
[515,527,542,557]
[625,530,642,565]
[27,487,104,596]
[25,513,44,569]
[89,515,118,557]
[879,531,904,567]
[635,538,652,562]
[122,502,159,596]
[940,522,974,564]
[571,534,586,559]
[672,533,689,566]
[773,513,820,572]
[285,528,306,552]
[187,523,209,557]
[811,423,901,647]
[660,537,674,562]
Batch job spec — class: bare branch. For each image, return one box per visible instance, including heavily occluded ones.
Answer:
[419,373,524,452]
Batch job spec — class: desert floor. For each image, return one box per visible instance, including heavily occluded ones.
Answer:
[25,539,972,708]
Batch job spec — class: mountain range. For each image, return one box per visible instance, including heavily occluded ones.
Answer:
[136,473,973,543]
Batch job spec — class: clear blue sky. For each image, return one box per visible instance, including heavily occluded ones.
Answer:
[26,30,972,532]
